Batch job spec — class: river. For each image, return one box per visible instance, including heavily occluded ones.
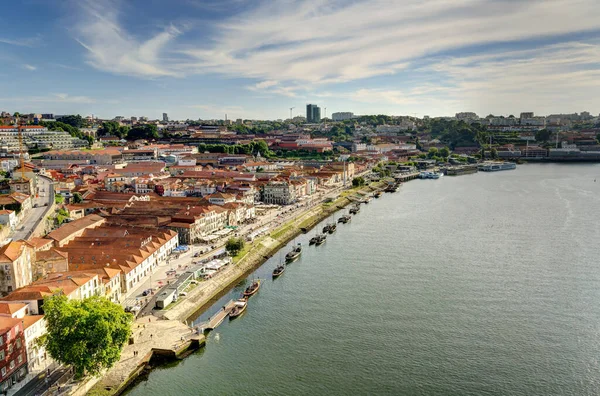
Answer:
[127,163,600,396]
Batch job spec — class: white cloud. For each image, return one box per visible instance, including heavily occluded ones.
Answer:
[181,0,600,85]
[0,36,40,47]
[28,93,96,104]
[23,64,37,71]
[73,0,182,78]
[349,41,600,115]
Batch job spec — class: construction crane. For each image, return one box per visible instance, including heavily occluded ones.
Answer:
[289,107,295,120]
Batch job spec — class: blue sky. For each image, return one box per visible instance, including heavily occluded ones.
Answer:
[1,0,600,120]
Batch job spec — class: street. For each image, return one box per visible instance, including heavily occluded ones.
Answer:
[11,175,54,241]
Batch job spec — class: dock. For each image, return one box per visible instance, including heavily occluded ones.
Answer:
[394,172,420,182]
[197,299,236,332]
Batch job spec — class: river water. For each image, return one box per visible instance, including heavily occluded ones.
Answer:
[127,163,600,396]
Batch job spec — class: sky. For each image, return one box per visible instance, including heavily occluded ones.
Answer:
[1,0,600,120]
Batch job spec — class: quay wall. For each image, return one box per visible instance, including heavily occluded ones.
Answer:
[164,182,384,323]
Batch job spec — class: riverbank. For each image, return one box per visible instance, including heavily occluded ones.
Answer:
[87,317,204,396]
[86,181,383,396]
[164,181,385,323]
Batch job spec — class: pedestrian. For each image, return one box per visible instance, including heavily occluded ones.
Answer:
[148,317,151,323]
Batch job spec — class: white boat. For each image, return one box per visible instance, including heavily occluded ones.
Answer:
[419,171,443,179]
[478,162,517,172]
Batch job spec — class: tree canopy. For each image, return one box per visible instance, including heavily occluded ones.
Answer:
[56,114,84,128]
[97,121,130,139]
[535,128,552,143]
[225,237,245,256]
[128,124,159,140]
[41,295,132,379]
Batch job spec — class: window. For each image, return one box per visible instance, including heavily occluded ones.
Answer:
[17,355,22,364]
[1,367,5,376]
[7,344,12,354]
[16,339,21,349]
[0,351,4,360]
[9,360,14,369]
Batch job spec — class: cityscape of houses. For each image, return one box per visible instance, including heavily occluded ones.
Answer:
[0,105,598,393]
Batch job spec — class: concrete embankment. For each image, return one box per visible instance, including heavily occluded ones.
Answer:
[164,182,383,323]
[87,317,204,396]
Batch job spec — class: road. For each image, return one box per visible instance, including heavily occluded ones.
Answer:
[11,175,54,241]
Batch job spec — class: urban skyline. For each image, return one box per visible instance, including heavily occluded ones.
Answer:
[0,0,599,119]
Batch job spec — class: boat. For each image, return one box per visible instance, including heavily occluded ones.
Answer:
[384,183,400,192]
[362,196,372,204]
[243,279,261,297]
[338,214,351,224]
[272,264,285,278]
[374,191,382,198]
[314,234,327,245]
[419,171,443,179]
[478,162,517,172]
[229,298,248,319]
[349,205,360,214]
[285,243,302,262]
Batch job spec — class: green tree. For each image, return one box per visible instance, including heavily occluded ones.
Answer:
[439,147,450,158]
[427,147,439,158]
[535,129,552,143]
[41,295,132,379]
[352,176,365,187]
[72,192,83,203]
[225,237,245,256]
[490,148,498,159]
[128,124,159,140]
[57,115,84,128]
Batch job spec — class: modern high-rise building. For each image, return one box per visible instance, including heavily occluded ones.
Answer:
[306,104,321,123]
[162,113,169,122]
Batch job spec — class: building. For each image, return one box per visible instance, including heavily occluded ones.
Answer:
[22,315,47,374]
[332,112,354,121]
[0,317,27,393]
[261,181,296,205]
[0,241,35,296]
[455,112,479,121]
[163,113,169,122]
[306,104,321,124]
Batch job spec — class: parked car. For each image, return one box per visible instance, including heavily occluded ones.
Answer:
[179,292,188,297]
[142,288,152,296]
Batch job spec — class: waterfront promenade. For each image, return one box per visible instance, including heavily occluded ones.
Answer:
[87,316,203,395]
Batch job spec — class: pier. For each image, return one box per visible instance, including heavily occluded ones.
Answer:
[197,299,236,332]
[394,172,420,182]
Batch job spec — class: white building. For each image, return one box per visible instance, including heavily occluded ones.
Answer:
[331,112,355,121]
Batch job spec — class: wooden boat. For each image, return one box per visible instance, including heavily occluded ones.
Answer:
[349,205,360,214]
[315,234,327,245]
[374,191,382,198]
[309,236,318,245]
[243,279,261,297]
[272,264,285,278]
[338,214,351,223]
[285,244,302,262]
[229,298,248,319]
[327,223,337,233]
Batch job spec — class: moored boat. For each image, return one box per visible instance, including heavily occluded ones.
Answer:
[272,264,285,278]
[285,243,302,262]
[327,223,337,233]
[243,279,261,297]
[374,191,382,198]
[314,234,327,245]
[229,298,248,319]
[349,205,360,214]
[338,214,351,223]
